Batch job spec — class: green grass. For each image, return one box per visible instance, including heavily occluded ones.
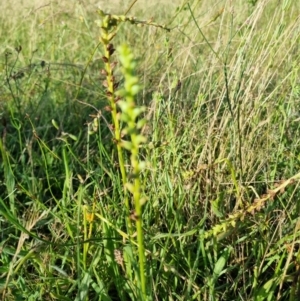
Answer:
[1,0,300,300]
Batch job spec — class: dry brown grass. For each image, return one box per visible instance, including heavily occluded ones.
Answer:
[0,0,181,14]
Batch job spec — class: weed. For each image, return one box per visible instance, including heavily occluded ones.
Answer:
[0,0,300,300]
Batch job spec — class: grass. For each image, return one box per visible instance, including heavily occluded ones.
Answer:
[0,0,300,300]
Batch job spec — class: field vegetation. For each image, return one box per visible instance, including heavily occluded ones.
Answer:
[0,0,300,300]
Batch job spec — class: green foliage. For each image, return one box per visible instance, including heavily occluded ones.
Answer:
[1,0,300,300]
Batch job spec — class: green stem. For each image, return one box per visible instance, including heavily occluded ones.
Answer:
[133,161,146,298]
[103,43,132,236]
